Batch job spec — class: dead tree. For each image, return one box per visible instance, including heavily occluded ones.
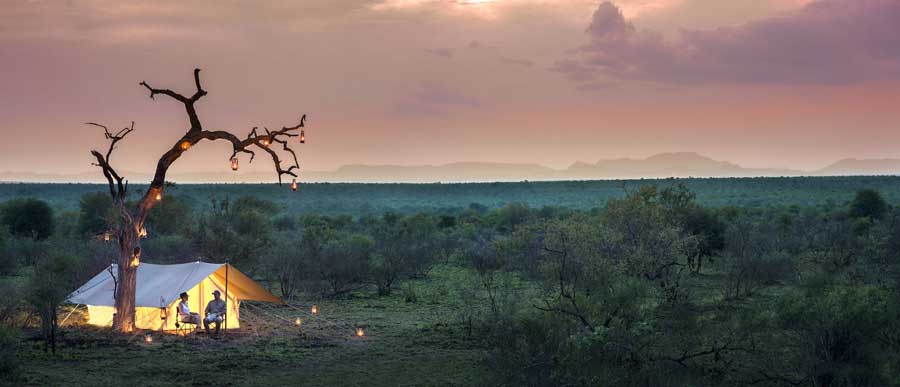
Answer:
[89,68,306,332]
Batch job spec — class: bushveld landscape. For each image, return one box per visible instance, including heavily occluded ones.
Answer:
[2,177,900,386]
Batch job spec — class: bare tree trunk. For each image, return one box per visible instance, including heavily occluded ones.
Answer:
[113,225,139,332]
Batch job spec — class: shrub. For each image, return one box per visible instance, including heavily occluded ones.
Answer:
[1,198,54,239]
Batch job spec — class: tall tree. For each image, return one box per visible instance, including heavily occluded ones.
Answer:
[89,68,307,332]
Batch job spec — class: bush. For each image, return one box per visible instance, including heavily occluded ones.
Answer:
[77,192,113,237]
[0,326,21,382]
[849,189,887,220]
[1,197,54,239]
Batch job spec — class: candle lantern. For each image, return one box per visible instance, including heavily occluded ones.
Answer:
[299,130,305,144]
[311,305,318,315]
[295,318,302,327]
[104,232,111,241]
[230,158,239,171]
[291,178,298,192]
[155,192,162,201]
[261,137,270,146]
[139,227,148,238]
[144,334,153,344]
[179,140,191,150]
[131,256,140,268]
[356,327,365,337]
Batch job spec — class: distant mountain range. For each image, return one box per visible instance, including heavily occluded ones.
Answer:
[2,152,900,183]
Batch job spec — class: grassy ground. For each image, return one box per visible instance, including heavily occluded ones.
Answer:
[10,266,492,387]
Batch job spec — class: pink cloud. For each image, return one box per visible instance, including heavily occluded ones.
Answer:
[556,0,900,85]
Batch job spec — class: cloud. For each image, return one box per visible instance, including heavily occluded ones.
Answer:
[556,0,900,85]
[395,82,481,116]
[499,57,535,67]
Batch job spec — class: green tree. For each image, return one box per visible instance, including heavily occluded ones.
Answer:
[849,188,887,220]
[77,192,113,236]
[1,198,54,239]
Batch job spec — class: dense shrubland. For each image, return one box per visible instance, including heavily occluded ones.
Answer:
[1,182,900,385]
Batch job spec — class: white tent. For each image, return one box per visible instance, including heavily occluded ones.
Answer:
[67,261,282,331]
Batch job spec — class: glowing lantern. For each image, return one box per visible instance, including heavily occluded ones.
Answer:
[291,179,298,192]
[179,140,191,150]
[131,256,140,268]
[139,227,148,238]
[356,327,365,337]
[299,130,305,144]
[104,232,110,241]
[144,334,153,344]
[155,192,162,201]
[261,137,270,146]
[295,318,302,327]
[230,158,239,171]
[311,305,318,315]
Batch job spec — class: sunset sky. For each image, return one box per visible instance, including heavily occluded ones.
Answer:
[2,0,899,180]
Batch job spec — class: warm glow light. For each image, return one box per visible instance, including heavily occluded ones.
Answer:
[155,192,162,201]
[291,178,298,192]
[179,140,191,150]
[299,130,305,144]
[261,137,270,146]
[356,327,365,337]
[295,318,302,327]
[144,334,153,343]
[230,158,239,171]
[311,305,318,315]
[139,227,148,238]
[131,256,140,267]
[104,232,110,241]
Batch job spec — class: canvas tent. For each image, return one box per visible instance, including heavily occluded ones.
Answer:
[68,261,281,331]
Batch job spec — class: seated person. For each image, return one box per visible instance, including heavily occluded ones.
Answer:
[177,292,201,326]
[204,290,226,334]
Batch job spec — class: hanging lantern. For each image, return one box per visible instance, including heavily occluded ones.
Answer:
[294,318,302,327]
[299,130,305,144]
[311,305,318,315]
[144,334,153,344]
[104,232,110,241]
[155,191,162,201]
[291,178,298,192]
[131,255,140,268]
[230,157,239,171]
[356,327,365,337]
[139,227,148,238]
[261,137,270,146]
[179,140,191,150]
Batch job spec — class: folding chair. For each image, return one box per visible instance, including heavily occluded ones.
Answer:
[173,307,198,336]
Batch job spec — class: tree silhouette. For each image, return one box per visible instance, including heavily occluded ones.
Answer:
[89,68,306,332]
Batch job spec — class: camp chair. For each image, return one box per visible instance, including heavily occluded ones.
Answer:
[174,307,198,336]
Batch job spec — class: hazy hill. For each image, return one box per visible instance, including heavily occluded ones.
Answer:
[2,153,899,183]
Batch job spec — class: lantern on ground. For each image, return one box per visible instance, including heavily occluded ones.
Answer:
[356,327,365,337]
[230,158,239,171]
[300,130,305,144]
[144,334,153,344]
[104,232,110,241]
[311,305,318,315]
[179,140,191,150]
[295,318,302,327]
[291,178,298,192]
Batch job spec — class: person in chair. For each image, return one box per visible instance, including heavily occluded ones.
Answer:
[177,292,201,326]
[204,290,226,335]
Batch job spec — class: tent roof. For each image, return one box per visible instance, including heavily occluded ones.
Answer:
[67,261,282,307]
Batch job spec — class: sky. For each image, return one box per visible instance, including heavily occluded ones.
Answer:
[1,0,899,180]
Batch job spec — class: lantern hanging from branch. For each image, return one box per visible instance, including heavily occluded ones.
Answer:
[356,327,365,337]
[230,157,239,171]
[295,318,302,327]
[131,255,140,268]
[139,227,148,238]
[179,140,191,150]
[311,305,318,315]
[300,130,305,144]
[144,334,153,344]
[155,191,162,201]
[291,178,298,192]
[261,137,270,146]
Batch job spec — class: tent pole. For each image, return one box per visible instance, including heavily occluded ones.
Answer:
[224,262,229,336]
